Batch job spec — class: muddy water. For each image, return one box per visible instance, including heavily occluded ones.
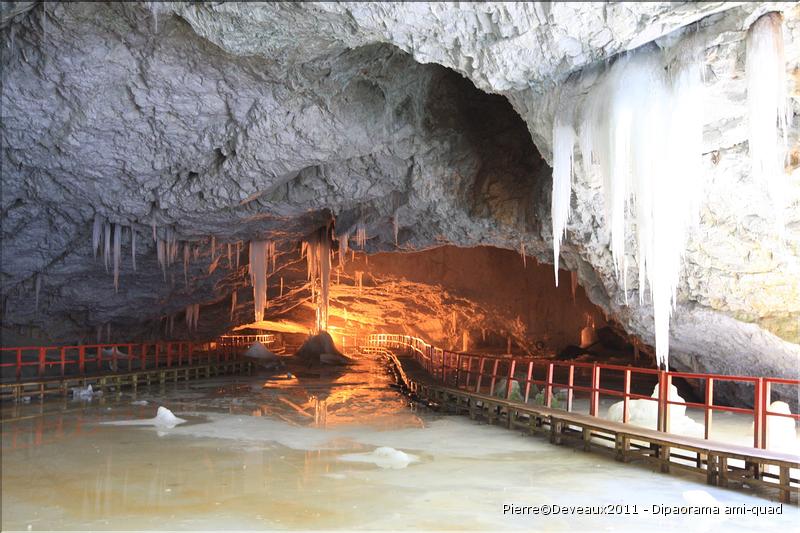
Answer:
[2,356,797,531]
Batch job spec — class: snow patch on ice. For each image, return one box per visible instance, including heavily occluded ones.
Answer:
[339,447,416,469]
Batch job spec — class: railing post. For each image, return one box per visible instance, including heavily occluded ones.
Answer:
[155,343,160,368]
[623,369,631,423]
[38,347,46,377]
[704,378,714,440]
[189,342,194,365]
[476,357,485,393]
[60,347,66,377]
[127,344,134,371]
[656,370,668,432]
[566,365,574,412]
[524,362,534,403]
[489,359,499,396]
[78,346,85,374]
[16,348,22,380]
[506,360,516,400]
[545,363,554,407]
[141,344,147,370]
[753,378,763,448]
[166,343,173,368]
[761,379,771,449]
[589,364,600,417]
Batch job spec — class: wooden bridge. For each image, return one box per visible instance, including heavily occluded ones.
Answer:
[366,334,800,504]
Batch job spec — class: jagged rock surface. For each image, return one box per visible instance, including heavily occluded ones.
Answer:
[1,2,798,394]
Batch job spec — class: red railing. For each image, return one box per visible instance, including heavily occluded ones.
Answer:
[0,341,226,381]
[367,334,800,451]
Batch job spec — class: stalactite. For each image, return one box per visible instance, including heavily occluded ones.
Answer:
[151,220,157,241]
[92,214,103,259]
[236,241,241,269]
[96,325,102,345]
[156,238,167,281]
[183,242,190,287]
[520,242,526,268]
[131,229,137,271]
[551,37,705,369]
[571,271,578,303]
[746,12,790,233]
[169,314,174,338]
[355,221,366,249]
[113,223,122,292]
[193,303,200,330]
[393,212,399,246]
[249,240,268,322]
[280,277,284,297]
[103,221,111,272]
[227,243,232,269]
[304,226,332,333]
[230,291,237,322]
[339,233,349,266]
[211,236,216,263]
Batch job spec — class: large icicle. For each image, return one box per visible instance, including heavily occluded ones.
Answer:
[746,12,790,232]
[103,221,111,272]
[183,243,190,287]
[230,291,237,322]
[92,215,103,259]
[249,241,268,322]
[551,38,705,369]
[34,273,41,313]
[551,114,575,285]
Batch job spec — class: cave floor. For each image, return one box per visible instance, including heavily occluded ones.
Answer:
[2,355,797,531]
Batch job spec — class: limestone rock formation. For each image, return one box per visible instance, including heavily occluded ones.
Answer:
[2,2,798,399]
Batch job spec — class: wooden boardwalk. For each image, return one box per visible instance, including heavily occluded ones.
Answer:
[384,351,799,504]
[0,360,252,402]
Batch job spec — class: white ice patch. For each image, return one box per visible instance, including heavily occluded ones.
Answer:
[606,383,703,437]
[102,406,186,429]
[71,384,102,400]
[339,447,416,469]
[131,400,149,406]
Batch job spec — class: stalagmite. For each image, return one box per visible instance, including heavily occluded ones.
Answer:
[551,38,705,369]
[746,12,790,232]
[355,271,363,294]
[249,240,268,322]
[113,223,122,292]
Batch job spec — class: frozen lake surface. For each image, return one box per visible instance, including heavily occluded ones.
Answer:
[2,355,798,531]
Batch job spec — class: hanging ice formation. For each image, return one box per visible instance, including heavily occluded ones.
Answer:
[338,233,349,266]
[230,291,237,322]
[280,277,284,297]
[355,221,367,249]
[304,226,332,333]
[550,36,705,369]
[103,221,111,272]
[520,242,526,268]
[169,314,174,337]
[236,242,241,269]
[746,12,790,233]
[249,240,268,322]
[113,223,122,292]
[92,214,103,259]
[392,212,399,246]
[570,271,578,303]
[227,243,232,269]
[211,236,216,263]
[131,229,137,271]
[185,303,200,331]
[183,243,190,287]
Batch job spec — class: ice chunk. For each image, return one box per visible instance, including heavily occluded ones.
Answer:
[72,384,102,400]
[102,406,186,429]
[339,446,416,469]
[131,400,148,406]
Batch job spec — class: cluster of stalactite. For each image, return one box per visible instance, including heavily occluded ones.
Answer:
[302,224,333,333]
